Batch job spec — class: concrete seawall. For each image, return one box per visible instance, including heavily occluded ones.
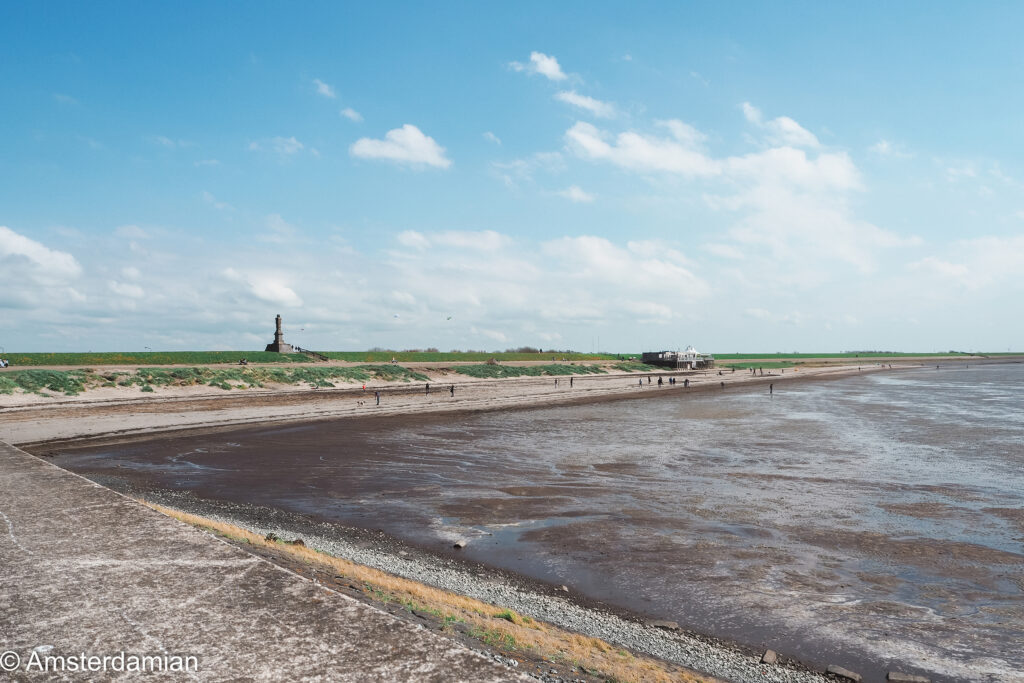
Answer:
[0,440,525,681]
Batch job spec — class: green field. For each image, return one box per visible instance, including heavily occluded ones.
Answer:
[721,361,796,370]
[1,351,314,367]
[712,351,977,360]
[324,351,619,363]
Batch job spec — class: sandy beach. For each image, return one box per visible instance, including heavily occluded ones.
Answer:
[2,359,912,448]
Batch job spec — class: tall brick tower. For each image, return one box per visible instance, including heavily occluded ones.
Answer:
[264,314,295,353]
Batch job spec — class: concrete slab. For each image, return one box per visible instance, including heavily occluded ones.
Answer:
[0,441,526,681]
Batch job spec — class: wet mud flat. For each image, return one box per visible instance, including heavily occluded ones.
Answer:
[49,364,1024,683]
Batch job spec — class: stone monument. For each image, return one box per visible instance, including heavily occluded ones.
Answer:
[264,314,295,353]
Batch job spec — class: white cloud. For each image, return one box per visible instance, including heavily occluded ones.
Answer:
[555,91,615,118]
[0,226,82,280]
[396,229,510,251]
[870,140,892,155]
[53,93,78,105]
[115,225,149,239]
[568,120,858,190]
[483,131,502,145]
[396,230,431,249]
[491,152,565,189]
[152,136,193,148]
[704,243,746,260]
[201,191,233,211]
[869,139,911,159]
[340,107,363,122]
[742,102,819,148]
[568,117,917,285]
[223,268,303,307]
[557,185,595,203]
[566,120,719,177]
[261,214,298,243]
[108,280,145,299]
[905,236,1024,292]
[541,236,709,302]
[249,136,305,156]
[509,51,567,81]
[909,256,969,280]
[350,124,451,169]
[433,230,511,251]
[472,326,508,343]
[313,78,336,99]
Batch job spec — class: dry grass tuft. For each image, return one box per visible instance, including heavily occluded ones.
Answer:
[141,501,718,683]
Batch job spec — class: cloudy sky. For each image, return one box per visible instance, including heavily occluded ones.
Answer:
[3,2,1023,353]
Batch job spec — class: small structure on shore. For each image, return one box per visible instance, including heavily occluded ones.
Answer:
[264,314,295,353]
[642,346,714,369]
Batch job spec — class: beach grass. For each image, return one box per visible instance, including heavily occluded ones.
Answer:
[0,369,91,396]
[0,364,429,395]
[452,364,608,379]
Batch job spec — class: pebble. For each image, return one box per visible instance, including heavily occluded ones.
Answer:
[887,673,930,683]
[762,649,778,664]
[826,664,862,682]
[647,619,681,632]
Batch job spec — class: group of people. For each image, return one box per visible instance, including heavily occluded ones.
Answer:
[639,376,688,387]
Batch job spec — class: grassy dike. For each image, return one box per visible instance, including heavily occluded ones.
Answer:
[0,365,431,395]
[0,363,665,396]
[142,502,712,683]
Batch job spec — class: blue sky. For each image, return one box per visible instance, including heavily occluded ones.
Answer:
[2,2,1023,353]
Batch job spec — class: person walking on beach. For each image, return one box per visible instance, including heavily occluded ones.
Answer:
[375,391,380,406]
[720,381,725,389]
[658,377,663,386]
[647,376,651,384]
[450,384,455,397]
[570,376,573,388]
[684,378,689,388]
[425,383,430,395]
[770,383,773,396]
[639,378,643,388]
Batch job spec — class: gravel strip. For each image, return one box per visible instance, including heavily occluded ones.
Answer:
[140,490,830,683]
